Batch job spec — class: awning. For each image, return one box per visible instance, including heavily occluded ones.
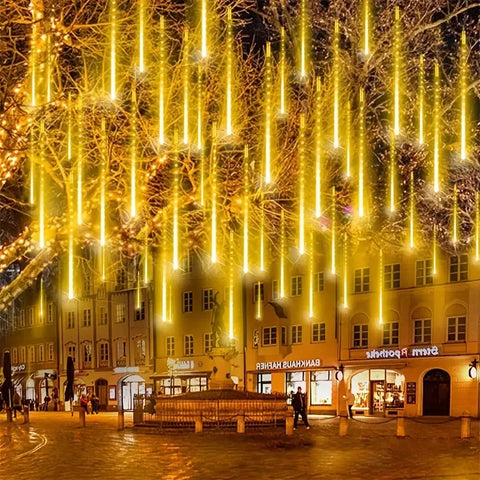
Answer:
[12,374,27,386]
[150,371,211,379]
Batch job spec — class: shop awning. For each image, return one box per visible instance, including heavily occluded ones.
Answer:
[12,374,27,386]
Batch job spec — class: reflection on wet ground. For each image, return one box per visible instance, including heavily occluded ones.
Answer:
[0,412,478,480]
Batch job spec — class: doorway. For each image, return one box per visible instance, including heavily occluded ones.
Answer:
[95,379,108,410]
[423,369,450,416]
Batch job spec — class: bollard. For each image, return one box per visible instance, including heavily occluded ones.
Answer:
[339,415,349,436]
[6,408,13,423]
[285,415,294,436]
[23,406,30,425]
[195,415,203,433]
[117,409,124,431]
[461,415,471,439]
[396,416,405,437]
[79,408,86,427]
[237,414,245,433]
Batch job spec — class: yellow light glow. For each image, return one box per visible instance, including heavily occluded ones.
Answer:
[39,277,44,319]
[197,64,203,150]
[110,0,117,100]
[389,132,395,213]
[300,0,307,78]
[460,30,467,160]
[409,171,415,249]
[393,6,401,136]
[280,209,285,298]
[183,29,189,145]
[67,93,73,161]
[343,234,348,309]
[333,20,340,149]
[225,7,233,136]
[264,42,272,185]
[243,145,249,273]
[260,192,265,271]
[30,10,37,107]
[315,77,321,218]
[136,272,141,310]
[453,183,458,245]
[201,0,208,59]
[298,113,306,255]
[68,170,74,298]
[211,123,217,263]
[346,100,351,178]
[158,16,166,145]
[100,118,106,247]
[433,224,437,275]
[279,27,287,115]
[200,151,205,207]
[433,61,440,193]
[162,210,168,322]
[29,130,35,205]
[77,100,83,226]
[363,0,370,56]
[358,88,365,218]
[143,237,149,285]
[378,249,383,324]
[255,281,262,320]
[130,89,137,218]
[331,186,336,275]
[39,121,45,248]
[172,131,180,270]
[418,55,425,145]
[46,34,52,103]
[228,231,234,340]
[138,0,145,73]
[476,192,479,261]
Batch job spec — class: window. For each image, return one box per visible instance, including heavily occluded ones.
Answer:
[47,343,54,361]
[262,327,277,346]
[38,308,44,325]
[384,264,400,289]
[353,324,368,348]
[12,348,18,364]
[187,377,208,392]
[116,269,127,289]
[415,259,433,286]
[204,333,212,353]
[183,291,193,313]
[253,282,264,303]
[116,304,126,323]
[83,274,91,296]
[29,345,35,362]
[38,344,44,362]
[67,344,76,363]
[281,326,287,345]
[310,371,332,405]
[117,340,127,359]
[291,276,303,296]
[135,339,146,364]
[203,289,214,311]
[67,312,75,329]
[312,323,326,342]
[83,343,92,367]
[99,342,109,366]
[354,268,370,293]
[184,335,194,356]
[20,347,26,363]
[99,307,108,325]
[83,309,92,327]
[414,319,431,344]
[382,322,399,346]
[181,250,193,273]
[166,337,175,356]
[447,316,466,342]
[257,373,272,394]
[449,255,468,282]
[272,280,279,300]
[27,308,33,326]
[19,310,25,328]
[291,325,303,344]
[314,272,324,292]
[135,301,146,321]
[47,303,54,324]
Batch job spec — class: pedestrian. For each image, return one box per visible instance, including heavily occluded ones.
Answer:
[343,389,355,419]
[13,391,22,418]
[80,393,89,414]
[292,386,310,429]
[43,395,51,411]
[91,394,99,414]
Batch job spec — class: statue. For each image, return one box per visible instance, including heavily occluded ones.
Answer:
[211,291,227,348]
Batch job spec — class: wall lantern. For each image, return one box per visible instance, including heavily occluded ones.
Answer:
[468,359,478,379]
[335,364,344,381]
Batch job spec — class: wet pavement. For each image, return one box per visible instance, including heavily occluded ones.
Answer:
[0,412,478,480]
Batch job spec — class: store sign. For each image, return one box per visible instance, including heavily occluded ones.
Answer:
[256,359,321,371]
[167,358,195,371]
[12,364,26,374]
[113,366,139,374]
[366,345,439,360]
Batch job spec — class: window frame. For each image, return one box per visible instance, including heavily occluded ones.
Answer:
[184,335,194,356]
[449,255,468,282]
[354,268,370,293]
[312,323,326,343]
[415,259,433,286]
[291,325,303,344]
[447,316,466,342]
[414,318,432,344]
[384,264,400,289]
[382,322,399,346]
[353,324,369,348]
[291,276,303,297]
[182,291,193,313]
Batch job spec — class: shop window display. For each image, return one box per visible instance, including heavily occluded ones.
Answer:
[286,371,306,405]
[350,369,405,414]
[310,371,332,405]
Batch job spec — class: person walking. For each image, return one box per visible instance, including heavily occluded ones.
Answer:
[80,393,89,414]
[344,390,355,419]
[292,386,310,429]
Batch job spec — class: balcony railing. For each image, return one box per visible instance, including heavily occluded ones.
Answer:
[116,357,127,367]
[99,359,109,368]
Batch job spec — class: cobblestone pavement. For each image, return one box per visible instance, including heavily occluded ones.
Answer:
[0,412,478,480]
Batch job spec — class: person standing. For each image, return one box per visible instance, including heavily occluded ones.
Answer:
[344,390,355,419]
[292,386,310,429]
[80,393,89,414]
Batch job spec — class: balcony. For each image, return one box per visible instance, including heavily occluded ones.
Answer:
[99,360,109,368]
[116,357,127,367]
[135,356,146,366]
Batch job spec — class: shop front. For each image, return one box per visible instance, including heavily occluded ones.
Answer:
[253,358,336,414]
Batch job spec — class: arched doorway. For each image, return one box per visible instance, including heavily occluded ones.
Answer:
[95,379,108,410]
[119,374,145,411]
[423,369,450,416]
